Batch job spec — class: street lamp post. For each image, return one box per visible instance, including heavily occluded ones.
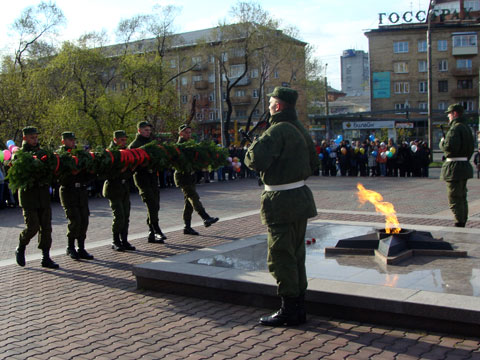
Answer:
[427,0,436,150]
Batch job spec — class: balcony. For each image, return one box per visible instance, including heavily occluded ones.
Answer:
[231,76,251,86]
[451,68,478,77]
[229,56,245,65]
[452,45,478,56]
[192,63,208,71]
[194,80,209,90]
[451,88,478,98]
[231,95,251,105]
[196,97,211,107]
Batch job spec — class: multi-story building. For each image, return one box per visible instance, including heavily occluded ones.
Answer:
[106,26,307,145]
[365,0,480,146]
[340,49,370,97]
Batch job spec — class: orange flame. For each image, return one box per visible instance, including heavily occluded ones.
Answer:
[357,183,401,234]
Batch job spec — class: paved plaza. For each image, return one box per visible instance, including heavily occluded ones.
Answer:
[1,172,480,359]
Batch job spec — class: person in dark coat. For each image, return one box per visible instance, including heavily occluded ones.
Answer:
[440,103,474,227]
[58,132,94,260]
[128,121,167,244]
[15,126,59,269]
[174,124,219,235]
[245,87,317,327]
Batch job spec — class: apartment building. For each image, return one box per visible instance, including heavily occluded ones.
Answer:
[340,49,370,97]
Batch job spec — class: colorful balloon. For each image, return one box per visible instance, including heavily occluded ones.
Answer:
[359,148,365,155]
[11,146,19,153]
[386,151,393,158]
[341,147,347,155]
[319,153,324,159]
[389,147,396,154]
[369,135,375,142]
[371,150,378,157]
[411,144,418,153]
[0,151,3,162]
[326,147,331,154]
[6,140,15,148]
[3,150,11,161]
[380,151,387,159]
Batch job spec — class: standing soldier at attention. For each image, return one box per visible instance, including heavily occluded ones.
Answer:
[15,126,59,269]
[245,87,318,326]
[174,124,219,235]
[58,132,94,261]
[103,130,136,251]
[128,121,166,244]
[440,103,474,227]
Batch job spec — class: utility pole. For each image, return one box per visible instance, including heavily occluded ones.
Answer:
[324,63,331,139]
[427,0,435,150]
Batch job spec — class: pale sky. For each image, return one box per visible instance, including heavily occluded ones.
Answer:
[0,0,430,89]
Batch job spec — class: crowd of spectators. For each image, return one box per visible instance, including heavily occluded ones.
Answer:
[317,136,433,178]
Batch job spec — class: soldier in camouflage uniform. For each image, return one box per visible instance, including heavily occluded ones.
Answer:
[15,126,59,269]
[58,132,94,261]
[128,121,166,244]
[174,124,219,235]
[245,87,318,326]
[440,103,474,227]
[103,130,136,251]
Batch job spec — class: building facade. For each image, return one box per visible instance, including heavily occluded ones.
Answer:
[340,49,370,96]
[365,0,480,147]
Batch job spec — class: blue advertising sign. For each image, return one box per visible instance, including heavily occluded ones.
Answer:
[372,72,391,99]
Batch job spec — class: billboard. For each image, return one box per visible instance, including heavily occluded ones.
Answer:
[372,72,391,99]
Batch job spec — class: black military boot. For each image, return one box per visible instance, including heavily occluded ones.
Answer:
[455,222,466,227]
[147,224,157,243]
[41,249,59,269]
[66,238,79,260]
[77,238,94,260]
[201,212,219,228]
[112,233,125,252]
[297,294,307,324]
[183,220,199,235]
[121,232,136,251]
[153,223,167,242]
[15,245,26,267]
[259,297,300,327]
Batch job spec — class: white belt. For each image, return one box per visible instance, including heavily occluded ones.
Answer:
[264,180,305,191]
[446,157,468,162]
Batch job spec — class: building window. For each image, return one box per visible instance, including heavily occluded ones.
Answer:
[438,39,448,51]
[394,103,408,110]
[453,34,477,48]
[438,80,448,92]
[230,64,245,77]
[393,41,409,53]
[170,59,176,68]
[438,59,448,71]
[235,89,246,97]
[236,110,247,117]
[457,59,472,69]
[418,81,427,93]
[419,102,428,111]
[273,70,279,79]
[393,62,408,73]
[458,79,473,89]
[438,101,447,110]
[193,75,202,82]
[418,40,427,52]
[418,60,427,72]
[221,52,228,62]
[232,48,245,57]
[251,68,259,78]
[196,113,203,120]
[192,56,202,65]
[209,112,215,121]
[181,95,188,104]
[208,73,215,83]
[461,100,475,111]
[394,82,410,94]
[181,77,188,86]
[208,92,214,101]
[222,92,227,101]
[252,89,259,98]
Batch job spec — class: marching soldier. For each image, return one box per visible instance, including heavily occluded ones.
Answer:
[245,87,318,326]
[103,130,136,251]
[15,126,59,269]
[174,124,219,235]
[440,103,474,227]
[128,121,167,244]
[58,132,94,260]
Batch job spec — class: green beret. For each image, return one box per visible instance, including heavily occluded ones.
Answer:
[445,103,464,114]
[22,126,39,136]
[114,130,127,138]
[267,86,298,106]
[178,124,191,132]
[137,121,152,129]
[61,131,76,140]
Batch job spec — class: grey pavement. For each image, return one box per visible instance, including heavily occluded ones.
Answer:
[1,171,480,359]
